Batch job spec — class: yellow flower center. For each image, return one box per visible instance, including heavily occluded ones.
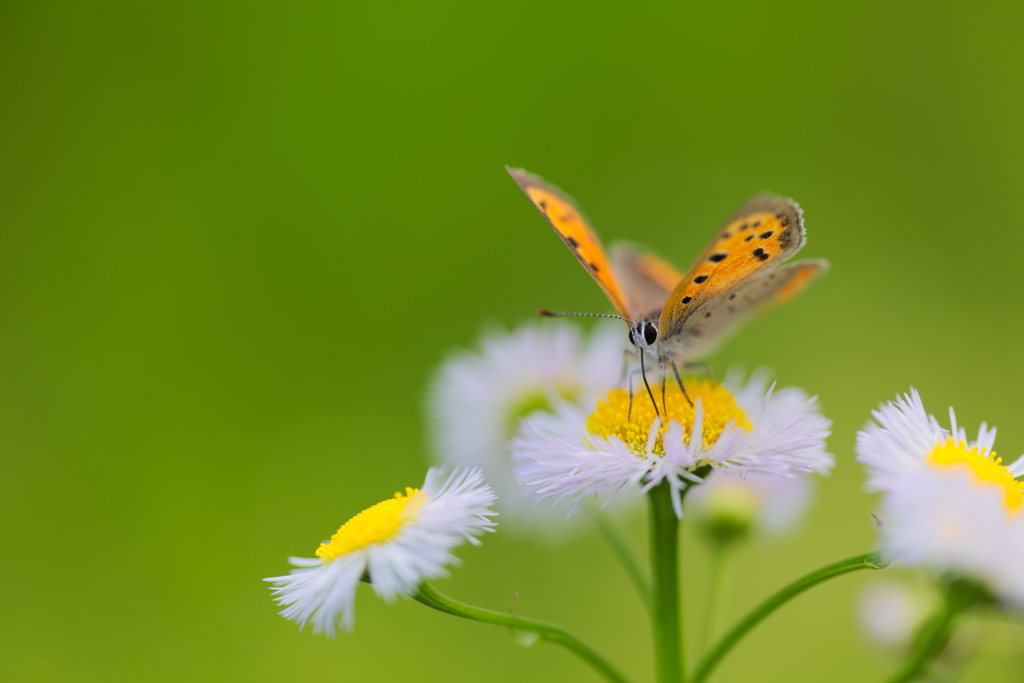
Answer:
[585,378,751,456]
[926,437,1024,513]
[315,487,424,562]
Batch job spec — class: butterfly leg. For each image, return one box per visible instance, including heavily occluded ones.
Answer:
[668,356,694,407]
[627,366,634,421]
[626,366,650,420]
[684,361,714,382]
[658,360,669,416]
[620,349,634,385]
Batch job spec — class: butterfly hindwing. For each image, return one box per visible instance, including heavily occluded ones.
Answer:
[610,243,684,320]
[659,194,805,338]
[507,167,631,317]
[679,259,829,358]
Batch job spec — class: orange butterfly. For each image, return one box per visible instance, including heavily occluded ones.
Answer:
[507,167,828,411]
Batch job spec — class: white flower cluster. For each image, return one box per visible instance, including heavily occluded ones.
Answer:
[269,320,837,636]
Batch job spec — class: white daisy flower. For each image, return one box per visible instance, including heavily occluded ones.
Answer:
[265,467,497,637]
[427,321,622,525]
[512,369,832,518]
[855,389,1024,606]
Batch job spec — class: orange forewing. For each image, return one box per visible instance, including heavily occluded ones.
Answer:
[507,167,631,317]
[659,196,803,335]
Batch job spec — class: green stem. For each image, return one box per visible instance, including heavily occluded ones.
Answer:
[690,550,885,683]
[698,542,735,658]
[882,580,978,683]
[587,504,651,610]
[414,582,632,683]
[649,481,683,683]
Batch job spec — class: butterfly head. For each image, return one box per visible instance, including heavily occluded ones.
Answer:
[628,320,659,351]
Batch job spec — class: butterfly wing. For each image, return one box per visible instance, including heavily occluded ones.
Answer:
[679,259,829,358]
[507,167,632,318]
[610,243,684,320]
[659,194,806,339]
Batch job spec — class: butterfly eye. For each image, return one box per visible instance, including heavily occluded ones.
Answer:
[643,322,658,345]
[627,327,638,346]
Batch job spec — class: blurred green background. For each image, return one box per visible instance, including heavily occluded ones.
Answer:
[3,1,1024,681]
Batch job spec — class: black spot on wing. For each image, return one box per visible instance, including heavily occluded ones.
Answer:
[778,226,795,249]
[759,231,773,240]
[694,275,709,284]
[752,248,769,262]
[681,296,692,304]
[708,253,727,263]
[566,236,579,248]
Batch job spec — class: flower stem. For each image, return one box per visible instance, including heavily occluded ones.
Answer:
[690,550,885,683]
[588,504,651,610]
[881,579,978,683]
[649,481,683,683]
[698,542,735,658]
[414,582,632,683]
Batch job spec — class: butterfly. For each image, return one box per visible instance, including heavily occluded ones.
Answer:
[507,166,829,412]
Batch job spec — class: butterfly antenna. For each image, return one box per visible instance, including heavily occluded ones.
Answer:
[537,310,632,323]
[639,350,660,418]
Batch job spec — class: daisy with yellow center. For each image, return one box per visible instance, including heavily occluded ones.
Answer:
[513,369,833,517]
[266,468,497,637]
[856,390,1024,606]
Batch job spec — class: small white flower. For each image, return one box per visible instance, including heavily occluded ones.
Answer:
[685,468,817,542]
[855,389,1024,606]
[265,467,497,637]
[513,368,832,518]
[858,578,937,648]
[427,321,622,526]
